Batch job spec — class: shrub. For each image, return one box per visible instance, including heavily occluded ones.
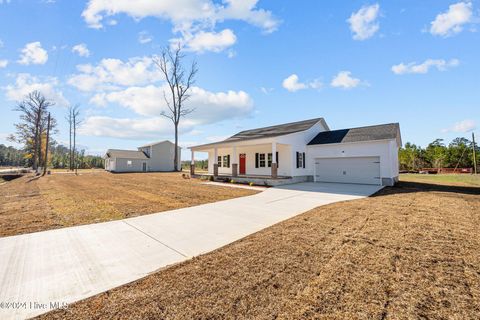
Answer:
[249,182,254,186]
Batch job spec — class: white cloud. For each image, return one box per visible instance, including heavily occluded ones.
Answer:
[218,0,280,34]
[81,85,254,139]
[347,4,380,40]
[227,49,236,58]
[3,73,69,106]
[282,74,322,92]
[80,116,181,139]
[82,0,279,31]
[172,29,237,53]
[309,79,323,90]
[430,2,473,37]
[330,71,361,89]
[392,58,460,75]
[18,41,48,65]
[68,56,163,91]
[72,43,91,57]
[442,119,477,133]
[282,74,307,92]
[260,87,273,94]
[0,59,7,68]
[138,31,153,44]
[89,84,253,124]
[81,0,279,52]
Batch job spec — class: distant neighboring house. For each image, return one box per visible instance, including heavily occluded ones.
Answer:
[104,140,181,173]
[189,118,401,186]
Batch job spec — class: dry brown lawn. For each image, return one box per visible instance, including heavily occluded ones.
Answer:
[38,178,480,320]
[0,172,257,237]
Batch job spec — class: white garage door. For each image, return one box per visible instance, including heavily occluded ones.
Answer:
[315,156,381,185]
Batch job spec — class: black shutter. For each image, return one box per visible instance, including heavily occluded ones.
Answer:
[227,155,230,168]
[276,152,279,168]
[296,152,299,168]
[302,152,306,168]
[255,153,259,168]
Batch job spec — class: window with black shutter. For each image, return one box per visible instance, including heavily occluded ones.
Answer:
[217,156,222,167]
[259,153,266,167]
[224,155,230,168]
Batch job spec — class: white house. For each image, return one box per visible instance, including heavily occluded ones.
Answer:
[104,140,181,173]
[189,118,401,186]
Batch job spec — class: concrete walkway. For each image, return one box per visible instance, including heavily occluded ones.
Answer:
[0,182,382,319]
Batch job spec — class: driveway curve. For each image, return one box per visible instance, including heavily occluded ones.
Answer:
[0,182,381,319]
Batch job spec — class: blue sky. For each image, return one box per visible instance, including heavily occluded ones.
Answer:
[0,0,479,158]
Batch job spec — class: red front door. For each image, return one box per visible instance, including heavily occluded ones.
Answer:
[239,154,246,175]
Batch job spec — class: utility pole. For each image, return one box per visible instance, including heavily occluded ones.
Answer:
[42,113,51,176]
[473,132,477,175]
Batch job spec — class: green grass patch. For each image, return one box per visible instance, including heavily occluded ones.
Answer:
[400,174,480,187]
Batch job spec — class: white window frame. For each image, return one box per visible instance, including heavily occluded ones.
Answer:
[259,153,266,167]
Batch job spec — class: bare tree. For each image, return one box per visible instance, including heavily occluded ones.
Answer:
[66,106,73,170]
[153,45,198,171]
[42,113,51,176]
[72,105,81,174]
[9,91,56,171]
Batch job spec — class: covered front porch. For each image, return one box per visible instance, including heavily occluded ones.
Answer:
[192,173,312,187]
[189,139,292,179]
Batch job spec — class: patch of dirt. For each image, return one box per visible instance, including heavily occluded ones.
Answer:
[39,181,480,320]
[0,172,257,237]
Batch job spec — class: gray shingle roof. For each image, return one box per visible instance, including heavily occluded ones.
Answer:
[308,123,400,145]
[105,149,149,159]
[191,118,326,149]
[227,118,325,142]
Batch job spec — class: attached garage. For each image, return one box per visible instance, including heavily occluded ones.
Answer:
[307,123,401,186]
[314,156,381,185]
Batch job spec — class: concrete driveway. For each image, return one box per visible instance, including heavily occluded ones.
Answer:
[0,182,382,319]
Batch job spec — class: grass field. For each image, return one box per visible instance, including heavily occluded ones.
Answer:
[0,172,257,237]
[41,179,480,319]
[401,173,480,187]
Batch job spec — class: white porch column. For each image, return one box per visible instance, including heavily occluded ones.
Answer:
[213,147,218,176]
[232,146,238,177]
[271,142,278,178]
[190,149,195,175]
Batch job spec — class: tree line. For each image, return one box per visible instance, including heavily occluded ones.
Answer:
[5,45,197,173]
[399,137,479,171]
[6,90,103,170]
[0,143,104,169]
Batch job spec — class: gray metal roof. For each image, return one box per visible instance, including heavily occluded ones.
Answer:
[191,118,327,149]
[105,149,149,159]
[308,123,400,145]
